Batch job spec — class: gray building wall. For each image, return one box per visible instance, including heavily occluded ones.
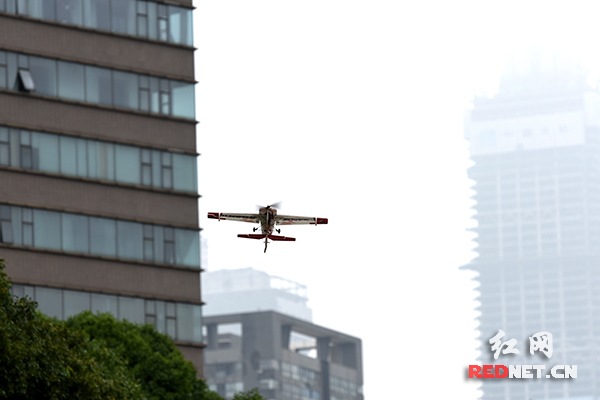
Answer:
[204,311,363,400]
[0,1,203,373]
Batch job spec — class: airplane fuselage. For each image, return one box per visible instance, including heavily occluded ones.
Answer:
[258,206,277,236]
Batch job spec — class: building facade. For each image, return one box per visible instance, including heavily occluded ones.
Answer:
[465,51,600,399]
[0,0,203,372]
[204,311,363,400]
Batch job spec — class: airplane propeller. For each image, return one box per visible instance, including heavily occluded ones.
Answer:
[257,201,282,210]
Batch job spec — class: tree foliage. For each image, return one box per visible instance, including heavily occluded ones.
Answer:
[66,311,214,400]
[232,388,266,400]
[0,258,143,400]
[0,258,266,400]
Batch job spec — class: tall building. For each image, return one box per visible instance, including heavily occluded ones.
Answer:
[0,1,203,372]
[203,268,313,321]
[204,311,363,400]
[464,49,600,399]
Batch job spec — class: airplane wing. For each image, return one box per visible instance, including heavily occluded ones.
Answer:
[275,215,328,225]
[207,212,260,223]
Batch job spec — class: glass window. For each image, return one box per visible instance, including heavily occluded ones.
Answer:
[87,140,98,179]
[19,131,32,169]
[95,142,115,181]
[59,136,77,176]
[175,229,199,267]
[166,301,175,317]
[152,150,161,187]
[6,52,17,91]
[163,227,174,264]
[115,144,140,185]
[21,208,32,246]
[11,284,24,298]
[116,220,143,260]
[83,0,110,30]
[62,213,89,253]
[149,76,159,113]
[161,152,172,189]
[85,66,112,106]
[58,61,85,101]
[155,300,165,333]
[146,1,157,40]
[64,290,90,318]
[5,0,15,13]
[113,70,139,110]
[118,296,144,323]
[0,51,7,89]
[15,0,26,15]
[4,0,193,46]
[171,81,195,119]
[0,66,5,90]
[8,206,21,245]
[17,69,34,93]
[1,202,199,267]
[90,217,116,257]
[28,0,56,21]
[9,129,19,168]
[166,317,176,338]
[143,224,153,261]
[176,303,202,342]
[76,138,87,176]
[145,298,155,315]
[0,127,8,166]
[0,205,13,244]
[111,0,135,35]
[91,293,118,314]
[139,76,149,112]
[153,225,164,264]
[33,209,61,250]
[141,149,152,186]
[31,132,59,173]
[15,56,27,74]
[56,0,82,25]
[29,56,57,97]
[16,53,28,69]
[136,0,148,37]
[35,287,63,319]
[159,79,170,115]
[168,6,191,45]
[173,154,197,192]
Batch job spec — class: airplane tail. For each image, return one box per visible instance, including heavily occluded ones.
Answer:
[237,234,295,241]
[237,234,296,253]
[237,234,266,239]
[268,235,296,241]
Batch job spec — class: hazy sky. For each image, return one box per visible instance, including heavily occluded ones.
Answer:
[193,1,600,398]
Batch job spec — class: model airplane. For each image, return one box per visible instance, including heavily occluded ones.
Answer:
[207,203,328,252]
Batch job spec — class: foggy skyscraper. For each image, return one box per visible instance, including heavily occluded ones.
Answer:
[465,49,600,399]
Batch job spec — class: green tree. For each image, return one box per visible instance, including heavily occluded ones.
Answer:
[233,388,265,400]
[66,311,213,400]
[0,258,265,400]
[66,308,267,400]
[0,259,143,400]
